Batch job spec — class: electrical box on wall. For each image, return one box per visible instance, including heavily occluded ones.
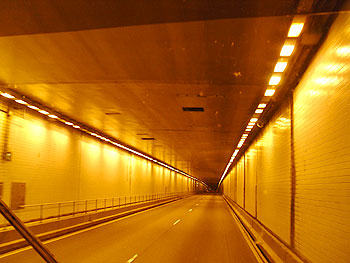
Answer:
[3,151,12,161]
[11,182,26,210]
[0,182,3,199]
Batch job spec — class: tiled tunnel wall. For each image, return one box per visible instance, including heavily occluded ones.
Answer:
[222,13,350,263]
[0,99,196,209]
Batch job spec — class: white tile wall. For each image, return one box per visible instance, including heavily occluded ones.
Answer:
[245,142,258,217]
[293,13,350,263]
[237,158,245,207]
[222,12,350,263]
[0,102,195,208]
[256,105,292,245]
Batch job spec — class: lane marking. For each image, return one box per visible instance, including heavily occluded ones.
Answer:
[0,196,197,259]
[188,209,192,212]
[196,203,199,206]
[173,219,181,225]
[127,254,138,263]
[224,198,267,263]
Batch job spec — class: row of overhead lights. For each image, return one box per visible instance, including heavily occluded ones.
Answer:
[217,16,306,188]
[0,89,206,187]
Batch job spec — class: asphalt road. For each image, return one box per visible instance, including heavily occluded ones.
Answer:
[0,195,259,263]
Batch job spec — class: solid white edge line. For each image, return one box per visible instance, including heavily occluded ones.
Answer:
[127,254,138,263]
[223,196,267,263]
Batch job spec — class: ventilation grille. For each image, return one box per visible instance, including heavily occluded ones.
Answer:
[182,107,204,112]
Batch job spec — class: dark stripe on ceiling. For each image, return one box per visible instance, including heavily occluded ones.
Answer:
[0,0,301,37]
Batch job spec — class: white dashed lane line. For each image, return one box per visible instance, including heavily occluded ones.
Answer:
[188,209,192,212]
[173,219,181,225]
[127,254,138,263]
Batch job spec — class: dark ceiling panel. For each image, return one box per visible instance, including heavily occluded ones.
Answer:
[0,0,300,36]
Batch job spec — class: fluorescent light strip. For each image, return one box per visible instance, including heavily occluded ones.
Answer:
[1,93,15,99]
[274,61,288,72]
[28,105,39,110]
[218,17,305,189]
[265,89,275,96]
[269,75,281,85]
[0,91,207,187]
[38,110,49,115]
[288,23,304,37]
[15,99,28,105]
[280,44,295,57]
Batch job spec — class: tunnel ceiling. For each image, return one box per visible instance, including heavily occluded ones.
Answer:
[0,0,343,188]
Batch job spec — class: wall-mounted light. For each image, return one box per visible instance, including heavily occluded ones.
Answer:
[38,110,49,115]
[1,93,15,99]
[15,100,28,105]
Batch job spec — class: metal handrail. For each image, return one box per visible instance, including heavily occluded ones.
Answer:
[1,191,191,227]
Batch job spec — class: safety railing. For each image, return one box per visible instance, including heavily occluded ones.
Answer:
[1,192,191,228]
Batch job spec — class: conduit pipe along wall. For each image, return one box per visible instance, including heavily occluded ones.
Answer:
[0,98,197,221]
[222,13,350,263]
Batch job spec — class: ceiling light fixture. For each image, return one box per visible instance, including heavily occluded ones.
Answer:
[255,109,264,114]
[274,62,288,72]
[280,44,295,57]
[258,103,267,108]
[288,23,304,37]
[265,89,276,96]
[269,75,281,85]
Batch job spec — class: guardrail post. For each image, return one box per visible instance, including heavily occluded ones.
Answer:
[112,198,114,208]
[95,199,98,211]
[40,204,43,223]
[73,201,75,216]
[85,200,88,214]
[58,203,61,220]
[104,199,106,210]
[124,196,126,206]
